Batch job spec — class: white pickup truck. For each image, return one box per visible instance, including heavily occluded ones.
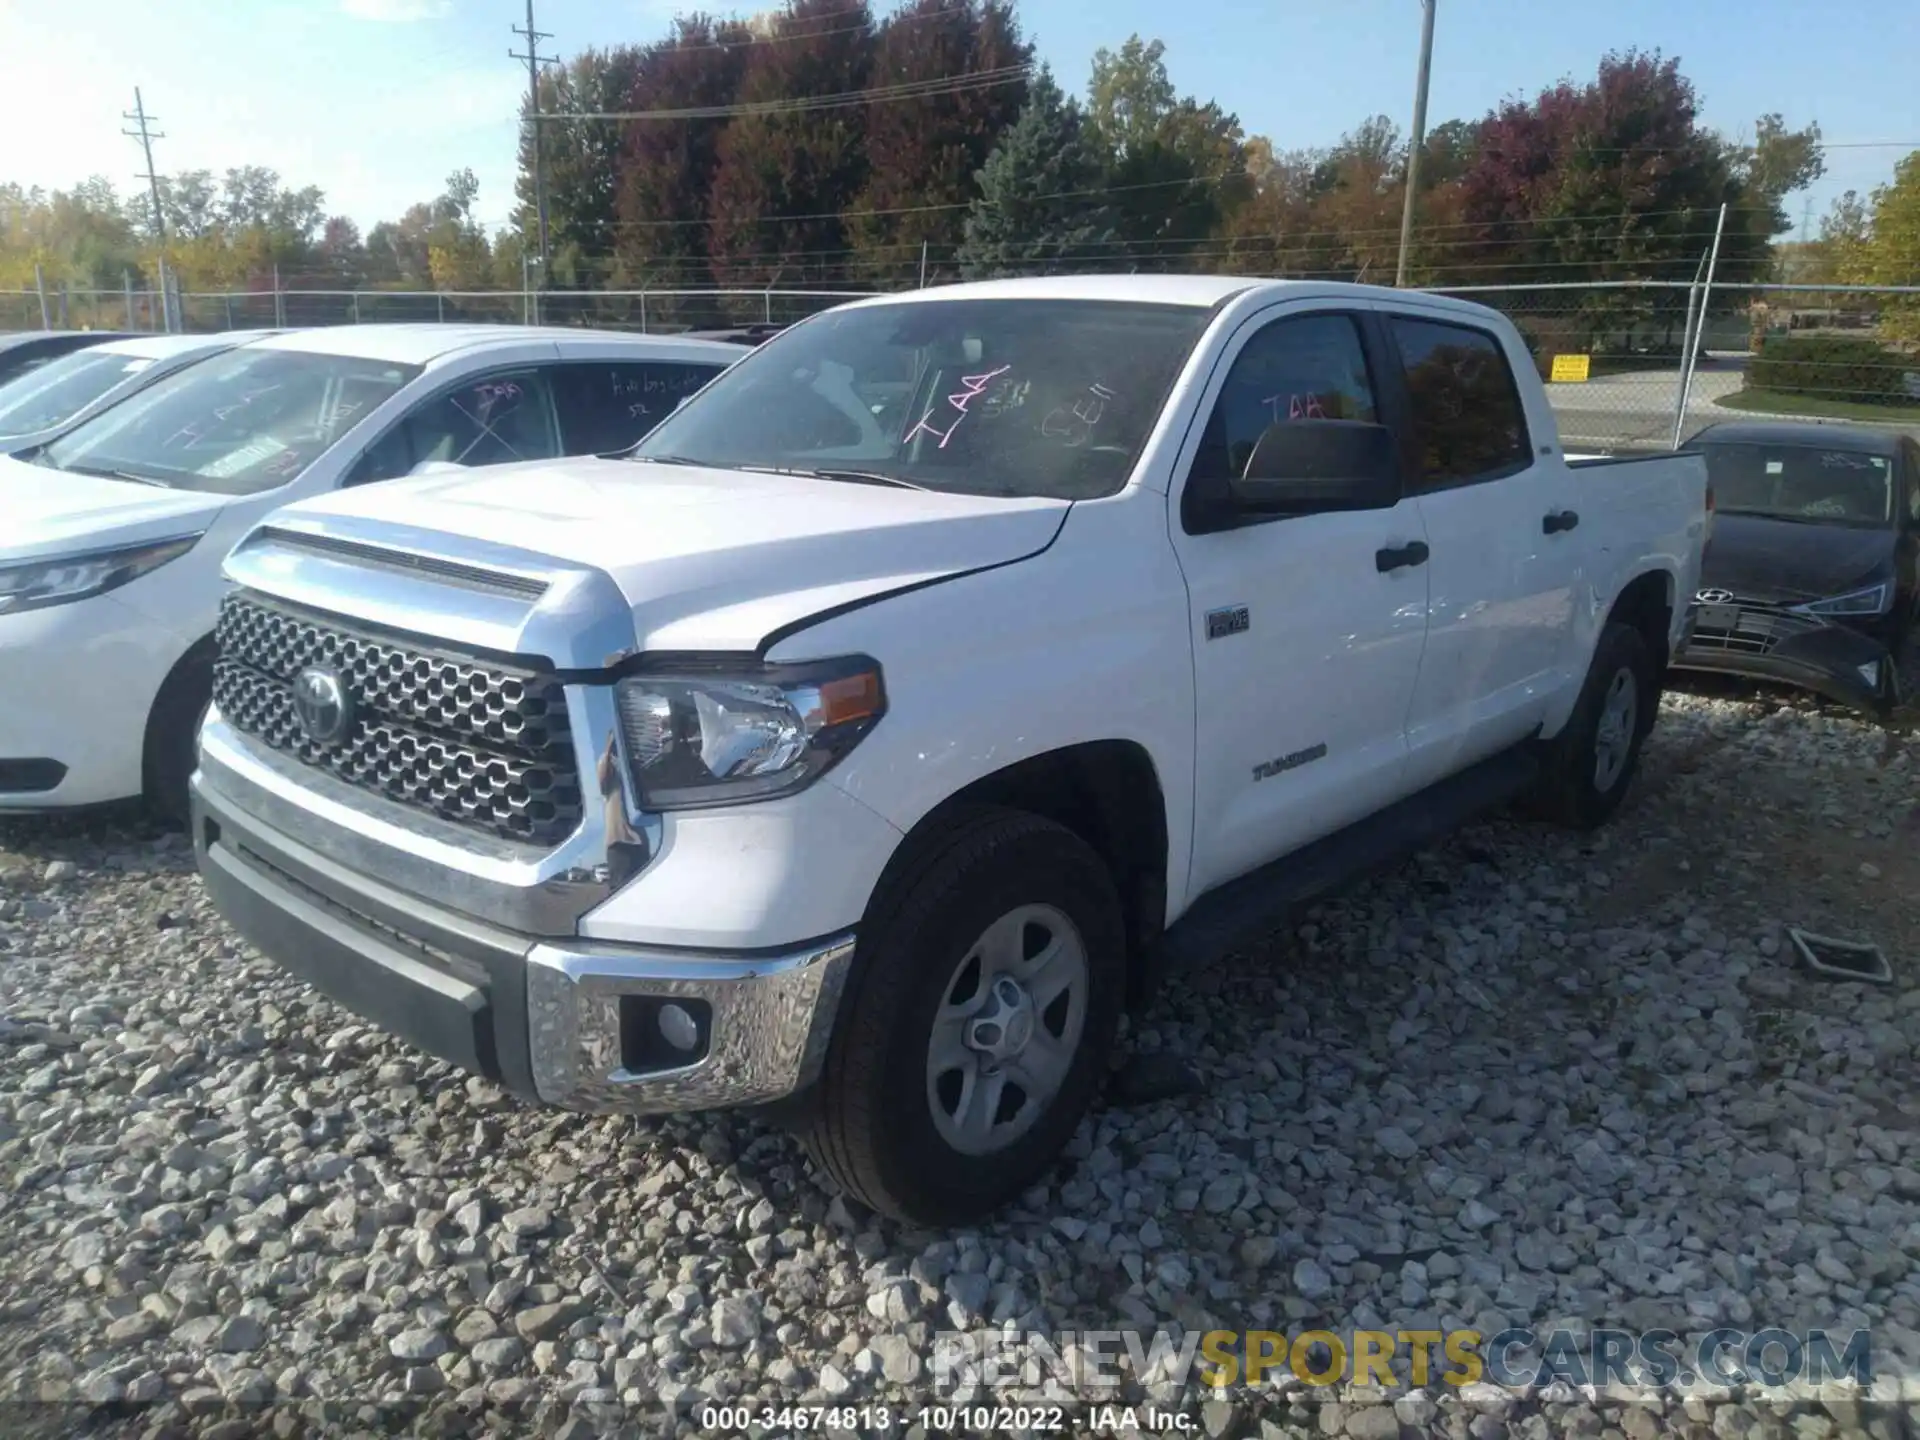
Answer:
[190,277,1708,1224]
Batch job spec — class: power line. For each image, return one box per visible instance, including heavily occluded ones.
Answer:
[510,0,558,278]
[542,65,1032,123]
[121,87,166,243]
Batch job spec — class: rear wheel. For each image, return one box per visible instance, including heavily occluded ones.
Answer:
[1528,621,1654,831]
[800,806,1125,1225]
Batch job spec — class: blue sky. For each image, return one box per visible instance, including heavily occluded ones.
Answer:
[2,0,1914,239]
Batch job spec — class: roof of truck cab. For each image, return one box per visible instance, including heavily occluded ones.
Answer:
[242,323,746,366]
[1690,419,1906,456]
[837,274,1509,321]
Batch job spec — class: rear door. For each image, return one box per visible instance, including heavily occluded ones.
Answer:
[341,363,567,486]
[1385,310,1580,789]
[1170,303,1431,897]
[549,358,729,456]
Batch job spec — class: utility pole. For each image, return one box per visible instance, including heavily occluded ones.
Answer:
[1394,0,1436,288]
[122,87,167,243]
[510,1,555,286]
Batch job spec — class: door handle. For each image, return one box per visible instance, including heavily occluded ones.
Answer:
[1375,540,1430,572]
[1543,509,1580,534]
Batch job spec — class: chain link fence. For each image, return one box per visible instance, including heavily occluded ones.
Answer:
[9,277,1920,453]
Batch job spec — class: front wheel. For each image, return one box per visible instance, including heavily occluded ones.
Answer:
[800,807,1125,1225]
[143,645,214,828]
[1528,621,1654,831]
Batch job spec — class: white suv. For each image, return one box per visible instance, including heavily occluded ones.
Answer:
[0,324,744,816]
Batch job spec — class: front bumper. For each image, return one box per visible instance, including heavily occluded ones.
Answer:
[1673,606,1900,715]
[192,768,855,1113]
[0,593,181,809]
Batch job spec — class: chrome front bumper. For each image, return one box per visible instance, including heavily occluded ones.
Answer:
[191,757,854,1114]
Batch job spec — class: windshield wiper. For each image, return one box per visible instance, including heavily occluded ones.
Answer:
[627,453,706,467]
[53,461,170,487]
[735,464,930,491]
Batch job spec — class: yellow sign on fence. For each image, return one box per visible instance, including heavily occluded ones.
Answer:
[1550,354,1592,383]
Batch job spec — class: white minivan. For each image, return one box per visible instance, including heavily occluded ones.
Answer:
[0,323,746,817]
[0,330,277,454]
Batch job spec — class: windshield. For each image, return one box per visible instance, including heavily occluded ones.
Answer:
[40,347,422,494]
[0,349,156,438]
[633,298,1211,499]
[1704,442,1894,527]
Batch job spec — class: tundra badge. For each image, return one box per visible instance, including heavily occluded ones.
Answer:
[1253,742,1328,781]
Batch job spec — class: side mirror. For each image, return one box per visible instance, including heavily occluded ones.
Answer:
[1228,420,1402,514]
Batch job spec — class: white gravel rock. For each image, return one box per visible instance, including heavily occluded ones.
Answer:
[3,690,1919,1434]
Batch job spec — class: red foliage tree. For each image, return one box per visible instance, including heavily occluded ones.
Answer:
[707,0,875,287]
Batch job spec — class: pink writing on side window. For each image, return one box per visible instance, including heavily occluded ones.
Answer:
[1262,392,1328,423]
[904,364,1012,450]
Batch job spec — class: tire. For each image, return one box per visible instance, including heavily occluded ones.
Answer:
[143,646,214,828]
[800,805,1125,1225]
[1529,621,1654,831]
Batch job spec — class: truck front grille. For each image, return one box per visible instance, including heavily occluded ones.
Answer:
[211,593,584,846]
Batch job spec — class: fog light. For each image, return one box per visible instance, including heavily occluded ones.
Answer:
[658,1002,700,1053]
[1858,661,1881,688]
[618,995,712,1074]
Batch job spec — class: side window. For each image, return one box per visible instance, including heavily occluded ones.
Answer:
[551,361,725,456]
[1389,316,1531,488]
[1190,313,1378,485]
[1905,442,1920,523]
[344,369,560,485]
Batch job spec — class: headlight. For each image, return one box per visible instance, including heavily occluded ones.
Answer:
[613,656,885,810]
[0,534,201,616]
[1794,582,1891,617]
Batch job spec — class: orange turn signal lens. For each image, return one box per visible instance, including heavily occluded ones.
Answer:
[817,670,884,727]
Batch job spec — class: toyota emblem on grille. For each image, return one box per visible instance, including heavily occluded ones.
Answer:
[291,666,355,746]
[1696,588,1735,604]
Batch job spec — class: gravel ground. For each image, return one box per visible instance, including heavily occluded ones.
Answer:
[5,685,1920,1439]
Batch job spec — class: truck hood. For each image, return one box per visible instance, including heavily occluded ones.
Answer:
[0,453,227,562]
[262,456,1071,653]
[1700,512,1895,605]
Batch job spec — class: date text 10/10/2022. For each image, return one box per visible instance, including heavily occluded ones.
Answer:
[695,1404,1197,1433]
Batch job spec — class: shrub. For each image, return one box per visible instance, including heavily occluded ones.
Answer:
[1746,334,1914,405]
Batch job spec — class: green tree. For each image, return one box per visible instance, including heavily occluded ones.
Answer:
[1083,35,1247,266]
[517,45,646,285]
[1733,114,1826,236]
[1849,153,1920,341]
[956,68,1116,278]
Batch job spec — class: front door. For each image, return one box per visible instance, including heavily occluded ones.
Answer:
[1169,306,1431,901]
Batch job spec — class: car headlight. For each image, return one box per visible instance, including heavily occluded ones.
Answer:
[0,534,201,616]
[1794,582,1891,617]
[613,656,885,810]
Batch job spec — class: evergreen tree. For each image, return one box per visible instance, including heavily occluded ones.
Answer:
[956,68,1116,279]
